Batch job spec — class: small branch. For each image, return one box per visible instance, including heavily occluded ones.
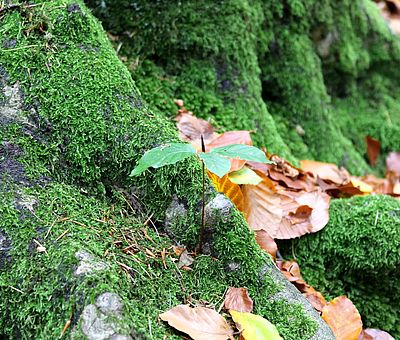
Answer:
[197,135,206,253]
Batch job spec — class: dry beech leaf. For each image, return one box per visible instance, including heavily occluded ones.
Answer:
[300,160,350,185]
[322,296,363,340]
[178,249,194,268]
[358,328,394,340]
[224,287,254,313]
[270,155,300,178]
[255,230,278,260]
[365,136,381,166]
[176,112,218,148]
[242,175,283,236]
[303,287,327,313]
[159,305,234,340]
[208,171,245,211]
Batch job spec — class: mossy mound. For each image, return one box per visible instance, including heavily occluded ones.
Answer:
[283,195,400,337]
[0,182,321,339]
[0,0,334,338]
[88,0,400,175]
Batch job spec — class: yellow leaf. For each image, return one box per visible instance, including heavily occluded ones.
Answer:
[208,171,244,211]
[351,178,373,194]
[229,310,282,340]
[228,167,262,185]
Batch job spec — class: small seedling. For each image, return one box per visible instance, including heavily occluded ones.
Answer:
[130,137,273,251]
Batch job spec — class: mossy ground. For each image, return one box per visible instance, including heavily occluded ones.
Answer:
[0,0,320,338]
[0,182,317,339]
[89,0,400,176]
[280,194,400,337]
[83,2,400,335]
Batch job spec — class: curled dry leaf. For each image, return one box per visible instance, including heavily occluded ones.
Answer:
[207,171,244,211]
[358,328,394,340]
[242,174,283,237]
[178,249,194,268]
[255,230,278,260]
[159,305,234,340]
[300,160,350,185]
[303,287,327,313]
[322,296,363,340]
[176,112,218,149]
[270,154,300,178]
[224,287,254,313]
[365,136,381,166]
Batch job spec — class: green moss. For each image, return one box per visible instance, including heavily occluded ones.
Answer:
[0,1,319,338]
[282,195,400,337]
[0,182,317,339]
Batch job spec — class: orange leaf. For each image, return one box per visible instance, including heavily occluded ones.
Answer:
[207,171,244,211]
[242,175,283,237]
[322,296,363,340]
[255,230,278,260]
[365,136,380,166]
[159,305,234,340]
[301,160,350,185]
[223,287,254,313]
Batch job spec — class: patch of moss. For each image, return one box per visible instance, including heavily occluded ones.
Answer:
[0,1,319,338]
[0,182,317,339]
[281,195,400,337]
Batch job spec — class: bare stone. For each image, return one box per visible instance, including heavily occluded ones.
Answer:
[74,250,108,276]
[80,292,132,340]
[95,292,124,315]
[0,82,28,126]
[205,194,233,227]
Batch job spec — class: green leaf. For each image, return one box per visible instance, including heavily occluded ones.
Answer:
[130,143,196,176]
[199,152,231,178]
[228,167,262,185]
[229,310,283,340]
[210,144,273,164]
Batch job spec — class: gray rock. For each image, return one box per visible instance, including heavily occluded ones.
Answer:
[95,292,124,315]
[0,229,12,269]
[74,250,108,276]
[80,292,132,340]
[205,194,233,227]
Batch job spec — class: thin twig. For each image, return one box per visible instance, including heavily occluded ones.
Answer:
[197,135,206,253]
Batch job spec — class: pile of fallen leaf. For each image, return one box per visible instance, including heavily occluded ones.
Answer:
[375,0,400,34]
[166,100,398,339]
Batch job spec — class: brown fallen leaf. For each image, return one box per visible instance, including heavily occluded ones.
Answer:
[358,328,394,340]
[270,154,301,178]
[207,171,245,211]
[242,175,283,237]
[322,296,363,340]
[365,136,381,166]
[255,230,278,260]
[159,305,234,340]
[176,112,218,149]
[178,249,194,268]
[223,287,254,313]
[303,287,327,313]
[300,160,350,185]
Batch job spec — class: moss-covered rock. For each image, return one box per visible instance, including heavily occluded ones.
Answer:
[0,1,334,338]
[282,195,400,337]
[88,0,400,175]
